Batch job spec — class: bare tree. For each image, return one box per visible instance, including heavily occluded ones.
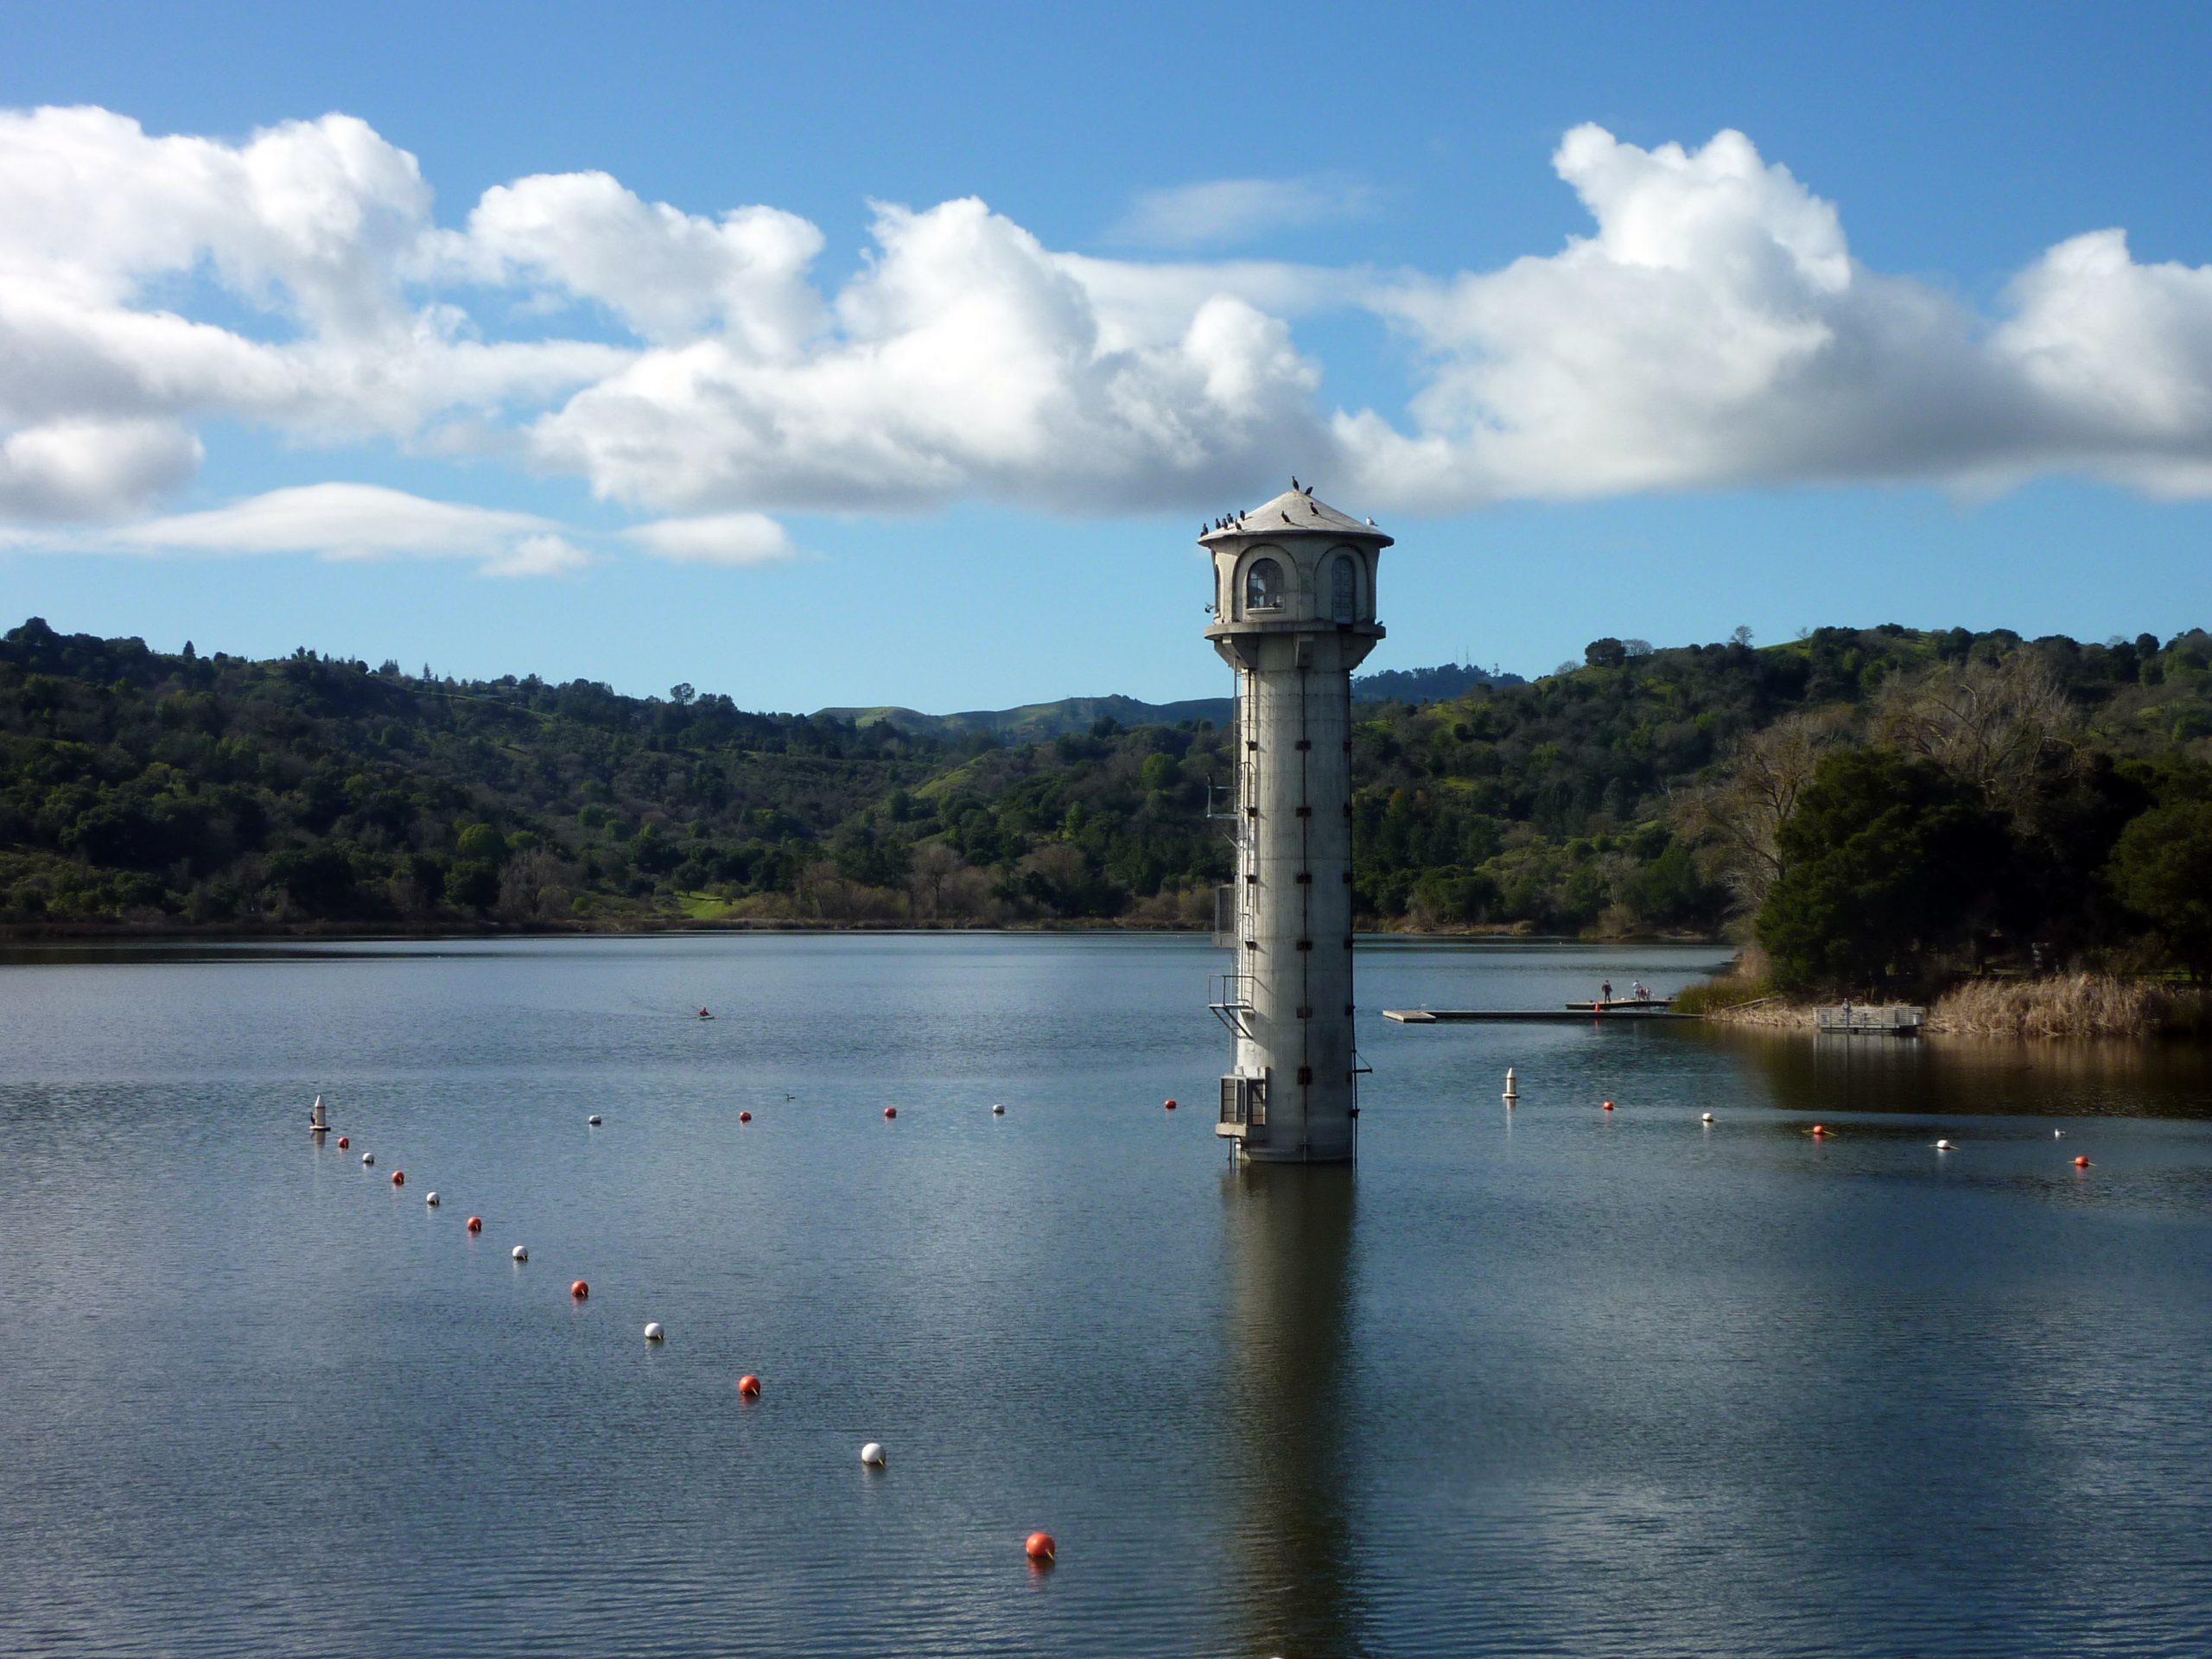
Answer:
[906,842,963,921]
[1675,710,1848,911]
[496,849,578,924]
[1870,652,2080,816]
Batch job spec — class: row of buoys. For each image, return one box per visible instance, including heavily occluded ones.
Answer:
[1504,1074,2100,1169]
[311,1096,1058,1554]
[313,1091,1072,1565]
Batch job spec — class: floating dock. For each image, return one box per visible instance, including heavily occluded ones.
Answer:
[1382,1008,1700,1023]
[1816,1004,1924,1036]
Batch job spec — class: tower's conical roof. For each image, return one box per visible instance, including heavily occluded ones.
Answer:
[1198,489,1389,546]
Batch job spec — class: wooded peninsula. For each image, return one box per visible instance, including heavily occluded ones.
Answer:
[4,616,2209,1013]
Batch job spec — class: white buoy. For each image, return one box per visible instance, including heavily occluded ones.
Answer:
[1700,1112,1714,1123]
[2054,1129,2066,1139]
[512,1245,528,1262]
[860,1441,887,1467]
[309,1094,328,1132]
[1936,1139,1956,1151]
[425,1192,440,1206]
[992,1103,1006,1116]
[588,1115,602,1126]
[361,1151,375,1166]
[644,1321,665,1342]
[1503,1067,1518,1102]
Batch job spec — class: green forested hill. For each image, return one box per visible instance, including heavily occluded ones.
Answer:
[4,614,2209,957]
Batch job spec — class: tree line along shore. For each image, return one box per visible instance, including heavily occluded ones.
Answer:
[3,615,2209,1037]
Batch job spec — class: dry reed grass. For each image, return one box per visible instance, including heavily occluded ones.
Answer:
[1690,972,2210,1038]
[1927,974,2209,1039]
[1700,996,1818,1027]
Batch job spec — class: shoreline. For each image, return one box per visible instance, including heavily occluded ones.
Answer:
[0,916,1731,947]
[1699,974,2212,1042]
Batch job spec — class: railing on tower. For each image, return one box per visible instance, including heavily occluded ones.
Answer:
[1208,973,1255,1038]
[1211,884,1240,949]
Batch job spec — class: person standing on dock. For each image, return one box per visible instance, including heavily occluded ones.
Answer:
[1601,980,1613,1007]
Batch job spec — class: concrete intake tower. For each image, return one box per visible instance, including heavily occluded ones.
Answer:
[1202,485,1388,1163]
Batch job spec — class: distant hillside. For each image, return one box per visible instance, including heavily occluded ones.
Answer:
[817,694,1233,743]
[5,616,2209,958]
[1352,662,1525,702]
[819,663,1523,741]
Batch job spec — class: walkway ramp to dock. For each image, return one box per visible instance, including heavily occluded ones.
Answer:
[1382,1007,1700,1023]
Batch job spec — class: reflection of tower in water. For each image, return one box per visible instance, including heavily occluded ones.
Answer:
[1221,1164,1361,1656]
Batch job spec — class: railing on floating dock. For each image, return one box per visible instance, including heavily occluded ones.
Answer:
[1817,1004,1925,1036]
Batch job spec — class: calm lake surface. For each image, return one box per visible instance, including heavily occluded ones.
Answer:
[3,934,2209,1658]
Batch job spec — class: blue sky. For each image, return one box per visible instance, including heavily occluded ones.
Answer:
[3,0,2209,711]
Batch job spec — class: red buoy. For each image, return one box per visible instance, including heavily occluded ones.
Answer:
[1602,1100,1614,1111]
[1811,1124,1828,1137]
[2075,1154,2092,1167]
[391,1170,404,1186]
[571,1280,588,1299]
[336,1136,349,1149]
[738,1373,761,1398]
[467,1215,483,1233]
[1025,1530,1057,1563]
[739,1110,752,1123]
[1164,1098,1177,1110]
[884,1107,897,1120]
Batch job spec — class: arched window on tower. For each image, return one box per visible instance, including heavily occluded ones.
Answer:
[1245,557,1284,613]
[1331,555,1357,624]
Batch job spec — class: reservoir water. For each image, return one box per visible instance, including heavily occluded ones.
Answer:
[3,934,2209,1657]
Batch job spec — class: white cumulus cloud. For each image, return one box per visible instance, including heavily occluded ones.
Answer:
[119,482,569,575]
[1338,124,2212,506]
[438,170,825,351]
[624,512,796,566]
[526,197,1329,513]
[0,416,202,518]
[4,103,2212,542]
[480,532,590,578]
